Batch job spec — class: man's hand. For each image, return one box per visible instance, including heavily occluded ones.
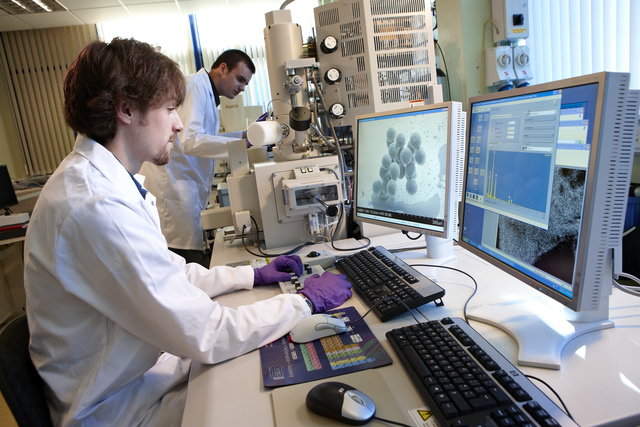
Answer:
[253,255,304,286]
[298,271,352,312]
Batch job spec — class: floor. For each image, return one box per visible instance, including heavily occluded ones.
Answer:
[0,392,18,427]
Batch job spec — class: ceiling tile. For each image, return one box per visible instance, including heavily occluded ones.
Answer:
[15,11,84,29]
[57,0,123,8]
[71,7,132,24]
[121,0,176,5]
[0,15,33,31]
[126,2,181,17]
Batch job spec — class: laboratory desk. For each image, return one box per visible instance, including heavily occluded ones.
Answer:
[181,231,640,427]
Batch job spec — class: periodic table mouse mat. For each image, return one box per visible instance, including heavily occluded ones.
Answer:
[259,306,392,388]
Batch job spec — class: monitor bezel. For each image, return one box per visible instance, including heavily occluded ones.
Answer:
[0,164,19,211]
[352,101,459,240]
[458,72,611,312]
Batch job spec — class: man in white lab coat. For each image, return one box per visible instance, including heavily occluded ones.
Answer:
[140,49,255,266]
[23,38,352,427]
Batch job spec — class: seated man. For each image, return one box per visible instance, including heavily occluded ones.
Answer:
[23,38,352,427]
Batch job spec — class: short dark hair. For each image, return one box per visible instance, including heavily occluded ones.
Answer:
[63,38,186,145]
[211,49,256,74]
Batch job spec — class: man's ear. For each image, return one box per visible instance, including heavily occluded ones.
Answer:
[115,98,133,125]
[218,62,229,76]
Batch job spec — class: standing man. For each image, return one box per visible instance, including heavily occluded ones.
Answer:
[140,49,255,266]
[24,38,352,426]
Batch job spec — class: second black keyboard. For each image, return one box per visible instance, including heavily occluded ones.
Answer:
[335,246,445,321]
[386,317,578,427]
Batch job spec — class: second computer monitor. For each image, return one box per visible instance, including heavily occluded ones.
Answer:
[353,101,466,259]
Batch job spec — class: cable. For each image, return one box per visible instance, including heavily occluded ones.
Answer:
[525,375,576,422]
[240,223,313,258]
[330,203,371,251]
[401,230,422,241]
[613,276,640,297]
[371,416,412,427]
[409,263,478,323]
[434,40,452,102]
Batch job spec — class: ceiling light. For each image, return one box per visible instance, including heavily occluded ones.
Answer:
[0,0,64,15]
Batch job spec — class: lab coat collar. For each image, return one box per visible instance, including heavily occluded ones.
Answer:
[73,135,162,228]
[200,68,220,107]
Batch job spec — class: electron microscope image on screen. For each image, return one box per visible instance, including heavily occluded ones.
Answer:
[358,112,448,221]
[496,167,586,284]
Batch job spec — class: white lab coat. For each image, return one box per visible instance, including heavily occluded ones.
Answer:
[24,135,310,427]
[139,68,242,251]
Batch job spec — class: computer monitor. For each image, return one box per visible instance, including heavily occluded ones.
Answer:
[459,72,639,369]
[353,101,466,260]
[0,165,19,215]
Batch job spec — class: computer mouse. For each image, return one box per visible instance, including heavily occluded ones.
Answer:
[289,314,347,343]
[306,250,321,258]
[306,381,376,425]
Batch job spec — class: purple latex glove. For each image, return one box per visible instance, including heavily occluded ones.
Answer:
[298,271,352,313]
[253,255,304,286]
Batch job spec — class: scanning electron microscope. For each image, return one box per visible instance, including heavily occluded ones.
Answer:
[203,1,443,250]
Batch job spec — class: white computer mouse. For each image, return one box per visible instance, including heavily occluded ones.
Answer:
[289,314,347,343]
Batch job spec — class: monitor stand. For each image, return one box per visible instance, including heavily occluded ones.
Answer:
[467,292,614,370]
[419,235,457,281]
[424,235,456,263]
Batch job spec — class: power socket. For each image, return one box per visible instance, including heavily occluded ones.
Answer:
[233,210,252,234]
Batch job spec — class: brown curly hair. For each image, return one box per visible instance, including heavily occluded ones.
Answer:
[63,37,186,145]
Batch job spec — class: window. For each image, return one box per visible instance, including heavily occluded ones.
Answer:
[527,0,639,90]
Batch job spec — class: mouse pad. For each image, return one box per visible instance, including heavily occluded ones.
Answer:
[271,370,411,426]
[259,306,393,388]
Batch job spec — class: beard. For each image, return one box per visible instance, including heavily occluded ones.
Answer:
[151,144,171,166]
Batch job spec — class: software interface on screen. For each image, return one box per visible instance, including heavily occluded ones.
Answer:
[461,83,599,300]
[355,106,450,234]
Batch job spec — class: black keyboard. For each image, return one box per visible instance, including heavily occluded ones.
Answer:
[335,246,445,322]
[386,317,578,427]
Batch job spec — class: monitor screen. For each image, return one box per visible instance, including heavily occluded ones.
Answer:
[463,84,597,301]
[0,165,19,213]
[458,72,639,369]
[353,101,466,258]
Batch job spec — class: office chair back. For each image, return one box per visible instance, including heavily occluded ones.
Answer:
[0,315,53,427]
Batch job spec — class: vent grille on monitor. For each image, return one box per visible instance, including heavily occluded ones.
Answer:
[449,103,466,236]
[582,73,638,310]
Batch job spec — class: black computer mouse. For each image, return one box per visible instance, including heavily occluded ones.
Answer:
[306,381,376,425]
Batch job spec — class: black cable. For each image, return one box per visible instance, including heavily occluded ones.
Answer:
[409,263,478,323]
[330,203,371,252]
[435,40,452,102]
[401,230,422,241]
[371,415,412,427]
[240,224,313,258]
[525,375,576,422]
